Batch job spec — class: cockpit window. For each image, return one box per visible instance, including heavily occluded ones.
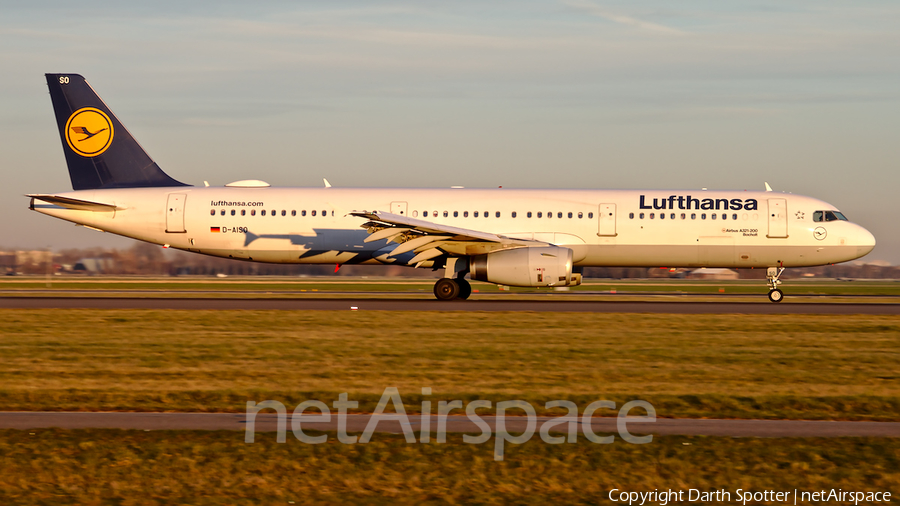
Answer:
[813,210,848,222]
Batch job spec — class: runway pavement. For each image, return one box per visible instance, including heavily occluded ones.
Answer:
[1,296,898,314]
[2,412,898,437]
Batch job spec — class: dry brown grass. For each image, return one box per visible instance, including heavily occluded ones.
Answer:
[0,429,897,505]
[0,309,898,419]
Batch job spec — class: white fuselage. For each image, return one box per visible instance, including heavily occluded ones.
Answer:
[32,187,875,269]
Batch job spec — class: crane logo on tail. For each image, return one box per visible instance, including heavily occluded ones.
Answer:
[64,107,114,157]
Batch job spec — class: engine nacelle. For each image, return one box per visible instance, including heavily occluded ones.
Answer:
[470,246,577,287]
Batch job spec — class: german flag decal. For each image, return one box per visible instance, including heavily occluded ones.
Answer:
[210,227,221,233]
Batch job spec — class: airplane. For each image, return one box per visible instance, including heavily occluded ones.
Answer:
[29,74,876,302]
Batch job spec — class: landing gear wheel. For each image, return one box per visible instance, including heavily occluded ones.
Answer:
[768,288,784,303]
[434,278,460,301]
[456,279,472,300]
[766,266,786,303]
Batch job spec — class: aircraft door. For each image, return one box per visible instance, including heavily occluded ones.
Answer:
[597,203,617,236]
[391,201,408,217]
[767,198,788,238]
[166,193,187,233]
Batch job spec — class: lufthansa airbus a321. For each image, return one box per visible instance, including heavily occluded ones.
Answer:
[29,74,876,302]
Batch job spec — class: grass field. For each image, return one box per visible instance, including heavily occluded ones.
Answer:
[1,309,898,420]
[0,429,897,505]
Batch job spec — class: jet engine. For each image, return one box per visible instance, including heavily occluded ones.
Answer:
[469,246,580,287]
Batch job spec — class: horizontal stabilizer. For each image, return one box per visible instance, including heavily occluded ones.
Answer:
[28,194,121,211]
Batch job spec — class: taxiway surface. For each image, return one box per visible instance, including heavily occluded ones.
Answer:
[1,297,898,314]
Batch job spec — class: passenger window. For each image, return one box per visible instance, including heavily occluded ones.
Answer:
[691,213,696,220]
[813,211,823,222]
[291,210,295,216]
[322,210,326,217]
[311,210,315,216]
[558,212,563,218]
[281,210,286,216]
[660,213,665,220]
[732,213,737,220]
[671,213,675,220]
[547,212,552,219]
[484,211,488,218]
[261,210,266,216]
[578,212,583,219]
[496,212,501,218]
[273,211,277,217]
[680,213,685,219]
[701,213,706,220]
[512,211,516,218]
[210,209,215,216]
[412,210,418,217]
[230,210,236,216]
[444,211,449,218]
[453,211,458,217]
[629,212,634,219]
[588,212,593,219]
[301,210,306,216]
[527,212,532,218]
[251,210,256,216]
[711,213,716,220]
[639,213,645,219]
[474,211,479,218]
[650,213,655,219]
[242,210,247,216]
[464,211,469,217]
[721,213,727,221]
[220,209,226,216]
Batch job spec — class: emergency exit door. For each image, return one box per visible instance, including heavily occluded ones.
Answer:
[166,193,187,233]
[597,203,617,237]
[767,198,788,238]
[391,201,408,217]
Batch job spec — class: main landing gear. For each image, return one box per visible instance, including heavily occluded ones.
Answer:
[433,277,471,301]
[766,266,785,303]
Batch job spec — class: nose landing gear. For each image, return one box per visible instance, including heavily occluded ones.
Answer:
[767,266,785,303]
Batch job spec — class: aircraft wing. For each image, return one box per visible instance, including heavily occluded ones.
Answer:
[349,210,545,261]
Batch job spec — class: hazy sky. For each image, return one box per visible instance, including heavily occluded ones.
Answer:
[2,1,898,263]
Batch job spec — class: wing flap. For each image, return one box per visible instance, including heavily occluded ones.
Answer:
[364,227,412,244]
[409,248,444,264]
[390,235,451,256]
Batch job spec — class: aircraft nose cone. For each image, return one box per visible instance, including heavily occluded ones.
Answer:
[856,226,876,258]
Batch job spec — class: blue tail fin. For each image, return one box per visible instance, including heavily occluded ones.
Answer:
[45,73,189,190]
